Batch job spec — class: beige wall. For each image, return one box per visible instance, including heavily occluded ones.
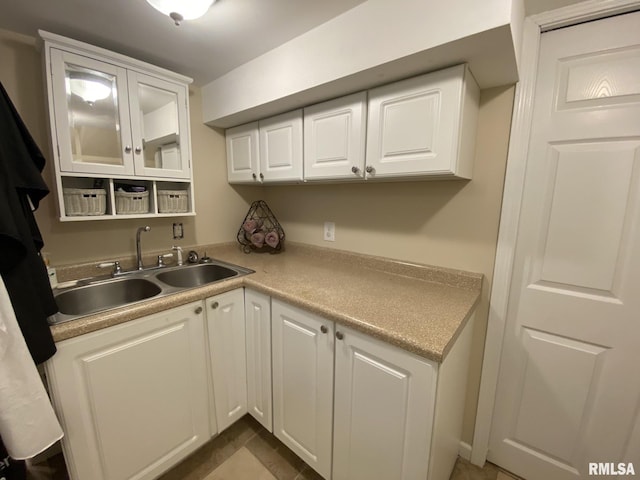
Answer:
[264,85,515,443]
[0,28,259,265]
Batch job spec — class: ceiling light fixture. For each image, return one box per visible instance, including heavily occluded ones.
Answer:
[145,0,216,26]
[67,73,113,104]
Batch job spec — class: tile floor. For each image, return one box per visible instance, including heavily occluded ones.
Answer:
[27,415,521,480]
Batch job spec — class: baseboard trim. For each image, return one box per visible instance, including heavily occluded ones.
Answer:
[459,441,472,461]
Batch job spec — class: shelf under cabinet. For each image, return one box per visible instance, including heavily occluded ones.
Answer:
[59,212,196,222]
[58,176,194,221]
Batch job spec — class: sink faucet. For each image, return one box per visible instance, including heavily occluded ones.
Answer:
[136,226,151,270]
[171,245,184,266]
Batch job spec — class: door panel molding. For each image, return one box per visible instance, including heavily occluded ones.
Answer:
[471,0,640,467]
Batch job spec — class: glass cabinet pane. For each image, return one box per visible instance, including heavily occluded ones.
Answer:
[137,82,181,171]
[64,63,123,167]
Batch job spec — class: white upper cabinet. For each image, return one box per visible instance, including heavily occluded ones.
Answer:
[366,64,479,180]
[50,50,135,177]
[127,71,191,179]
[225,64,479,184]
[259,109,304,183]
[226,110,303,184]
[41,31,195,221]
[226,122,260,183]
[303,92,367,181]
[47,47,191,180]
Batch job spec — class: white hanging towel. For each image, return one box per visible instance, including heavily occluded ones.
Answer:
[0,277,63,459]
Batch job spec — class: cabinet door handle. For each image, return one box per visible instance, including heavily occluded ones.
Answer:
[320,325,328,334]
[252,173,257,180]
[336,331,344,340]
[351,166,360,175]
[135,146,142,154]
[211,301,219,309]
[365,165,374,174]
[259,173,264,181]
[194,306,203,314]
[124,145,132,153]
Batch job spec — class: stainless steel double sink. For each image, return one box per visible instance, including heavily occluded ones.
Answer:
[49,260,254,325]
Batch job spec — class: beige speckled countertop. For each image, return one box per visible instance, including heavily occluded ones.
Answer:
[51,243,482,363]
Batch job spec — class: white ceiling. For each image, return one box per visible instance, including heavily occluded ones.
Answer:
[0,0,367,86]
[1,0,592,87]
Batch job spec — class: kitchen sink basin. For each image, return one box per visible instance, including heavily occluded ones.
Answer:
[54,278,162,317]
[155,263,239,288]
[49,258,254,325]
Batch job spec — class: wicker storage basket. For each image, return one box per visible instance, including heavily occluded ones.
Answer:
[158,190,189,213]
[115,190,149,214]
[63,188,107,216]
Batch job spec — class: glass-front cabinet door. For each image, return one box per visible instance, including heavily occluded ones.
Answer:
[128,72,191,179]
[50,49,135,176]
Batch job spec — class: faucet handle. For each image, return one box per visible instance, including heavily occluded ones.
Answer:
[157,253,173,267]
[98,261,122,276]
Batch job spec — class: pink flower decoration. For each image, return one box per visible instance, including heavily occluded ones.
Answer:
[265,231,279,248]
[251,231,265,248]
[243,219,258,233]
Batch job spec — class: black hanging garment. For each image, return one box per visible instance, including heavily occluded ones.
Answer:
[0,441,26,480]
[0,81,57,365]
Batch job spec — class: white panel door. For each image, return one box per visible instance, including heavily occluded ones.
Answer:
[259,110,303,183]
[207,289,248,433]
[271,300,334,479]
[332,326,437,480]
[45,302,209,480]
[366,65,465,179]
[304,92,367,180]
[244,289,273,431]
[226,122,260,183]
[489,12,640,480]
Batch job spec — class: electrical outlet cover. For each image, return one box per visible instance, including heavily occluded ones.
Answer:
[324,222,335,242]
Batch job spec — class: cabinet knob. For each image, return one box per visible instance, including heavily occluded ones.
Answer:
[351,166,360,175]
[365,165,374,174]
[194,306,203,314]
[320,325,328,334]
[336,331,344,340]
[124,145,132,153]
[135,146,142,154]
[259,173,264,181]
[252,173,257,180]
[211,301,219,309]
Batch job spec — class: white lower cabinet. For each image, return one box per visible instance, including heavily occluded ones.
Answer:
[272,300,335,479]
[206,289,248,433]
[332,326,437,480]
[48,289,472,480]
[244,289,273,431]
[272,299,474,480]
[45,301,210,480]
